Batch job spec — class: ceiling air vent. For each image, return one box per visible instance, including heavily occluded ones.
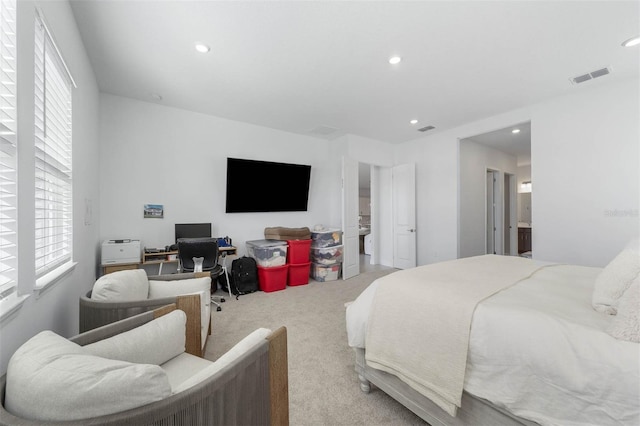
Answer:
[570,66,612,85]
[418,125,435,132]
[309,125,339,136]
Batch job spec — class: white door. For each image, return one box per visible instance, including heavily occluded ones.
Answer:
[342,156,360,279]
[392,163,416,269]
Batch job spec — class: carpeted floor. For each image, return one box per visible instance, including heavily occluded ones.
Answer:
[204,268,427,425]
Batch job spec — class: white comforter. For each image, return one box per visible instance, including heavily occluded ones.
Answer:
[346,262,640,426]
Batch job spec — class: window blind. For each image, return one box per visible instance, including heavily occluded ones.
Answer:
[34,12,74,279]
[0,0,17,297]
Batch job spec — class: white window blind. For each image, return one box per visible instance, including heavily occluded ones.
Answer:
[0,0,17,298]
[34,12,74,279]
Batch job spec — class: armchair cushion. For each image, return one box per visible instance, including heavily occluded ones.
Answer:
[172,328,272,393]
[148,276,211,298]
[5,330,171,422]
[149,277,212,349]
[84,309,186,365]
[91,269,149,301]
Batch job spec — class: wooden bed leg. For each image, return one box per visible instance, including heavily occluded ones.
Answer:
[358,374,371,393]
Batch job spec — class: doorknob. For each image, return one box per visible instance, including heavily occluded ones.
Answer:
[408,228,416,233]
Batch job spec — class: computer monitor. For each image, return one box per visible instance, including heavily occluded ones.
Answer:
[174,223,212,242]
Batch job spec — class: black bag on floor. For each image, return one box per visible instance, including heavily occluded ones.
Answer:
[229,256,259,298]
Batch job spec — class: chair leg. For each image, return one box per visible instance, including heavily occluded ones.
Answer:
[223,266,232,300]
[210,296,223,312]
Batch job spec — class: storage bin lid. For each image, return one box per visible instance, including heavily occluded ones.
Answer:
[246,239,288,248]
[310,228,342,235]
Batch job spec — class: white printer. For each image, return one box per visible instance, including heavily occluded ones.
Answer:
[101,239,141,265]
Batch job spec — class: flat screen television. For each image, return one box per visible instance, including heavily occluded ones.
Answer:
[175,223,212,242]
[225,158,311,213]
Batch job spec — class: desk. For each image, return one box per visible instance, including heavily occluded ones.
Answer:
[142,250,179,275]
[142,246,237,275]
[101,262,139,275]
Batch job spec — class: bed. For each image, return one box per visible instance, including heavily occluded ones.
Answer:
[346,253,639,426]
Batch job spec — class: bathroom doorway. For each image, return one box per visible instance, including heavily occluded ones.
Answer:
[358,162,373,271]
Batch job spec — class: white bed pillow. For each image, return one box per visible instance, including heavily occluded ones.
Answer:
[5,331,171,422]
[84,310,186,365]
[91,269,149,302]
[607,276,639,343]
[592,241,640,314]
[148,276,211,299]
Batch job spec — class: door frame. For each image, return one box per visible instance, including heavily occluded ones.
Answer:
[504,172,517,255]
[486,168,500,255]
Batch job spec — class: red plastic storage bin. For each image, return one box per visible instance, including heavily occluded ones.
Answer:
[257,264,288,292]
[288,262,311,286]
[286,239,312,264]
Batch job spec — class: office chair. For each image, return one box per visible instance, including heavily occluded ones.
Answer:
[177,237,225,311]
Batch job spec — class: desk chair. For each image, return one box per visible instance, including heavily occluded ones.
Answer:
[177,237,225,311]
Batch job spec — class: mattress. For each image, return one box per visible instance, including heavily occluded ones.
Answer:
[345,264,640,426]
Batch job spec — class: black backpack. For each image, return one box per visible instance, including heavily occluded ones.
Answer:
[225,256,259,298]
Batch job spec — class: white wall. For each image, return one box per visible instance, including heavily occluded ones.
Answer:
[396,78,638,268]
[517,164,531,187]
[1,0,100,374]
[99,94,339,260]
[459,140,517,258]
[395,135,460,265]
[395,109,532,266]
[532,78,639,266]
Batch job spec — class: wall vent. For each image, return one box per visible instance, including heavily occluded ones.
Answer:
[418,125,435,132]
[570,66,612,85]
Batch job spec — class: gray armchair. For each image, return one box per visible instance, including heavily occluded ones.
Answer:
[0,305,289,425]
[79,271,212,356]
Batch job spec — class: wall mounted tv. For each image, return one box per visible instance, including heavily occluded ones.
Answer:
[225,158,311,213]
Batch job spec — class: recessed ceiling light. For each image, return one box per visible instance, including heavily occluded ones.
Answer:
[195,43,211,53]
[622,36,640,47]
[410,119,418,125]
[512,129,520,134]
[389,56,402,65]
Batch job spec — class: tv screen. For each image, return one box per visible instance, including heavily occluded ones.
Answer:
[225,158,311,213]
[175,223,212,242]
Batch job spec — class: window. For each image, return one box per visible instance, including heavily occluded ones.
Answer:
[34,12,74,281]
[0,0,17,299]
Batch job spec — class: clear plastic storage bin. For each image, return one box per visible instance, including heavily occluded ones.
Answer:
[246,239,288,267]
[310,229,342,248]
[310,263,341,282]
[310,245,343,265]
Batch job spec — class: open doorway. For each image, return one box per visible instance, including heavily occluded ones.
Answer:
[358,163,374,271]
[459,121,530,258]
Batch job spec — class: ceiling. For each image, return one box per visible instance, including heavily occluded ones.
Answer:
[69,1,639,145]
[463,121,532,166]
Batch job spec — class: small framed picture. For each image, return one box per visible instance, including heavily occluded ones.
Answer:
[144,204,164,219]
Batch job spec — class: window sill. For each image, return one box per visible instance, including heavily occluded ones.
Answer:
[0,293,30,325]
[34,261,78,298]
